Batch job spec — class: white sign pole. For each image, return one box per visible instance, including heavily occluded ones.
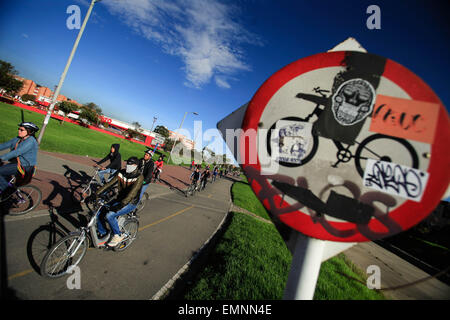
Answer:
[282,38,367,300]
[283,235,325,300]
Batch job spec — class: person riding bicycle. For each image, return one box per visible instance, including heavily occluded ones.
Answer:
[190,166,200,188]
[200,168,210,190]
[212,166,218,182]
[95,143,121,185]
[0,122,39,194]
[153,156,164,182]
[138,148,154,201]
[95,156,143,247]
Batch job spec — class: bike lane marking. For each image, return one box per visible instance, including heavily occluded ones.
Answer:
[7,205,195,282]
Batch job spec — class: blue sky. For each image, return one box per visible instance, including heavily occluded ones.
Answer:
[0,0,449,160]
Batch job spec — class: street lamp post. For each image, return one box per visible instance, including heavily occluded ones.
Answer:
[167,111,198,164]
[37,0,100,144]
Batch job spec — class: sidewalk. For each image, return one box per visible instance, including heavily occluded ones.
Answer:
[343,242,450,299]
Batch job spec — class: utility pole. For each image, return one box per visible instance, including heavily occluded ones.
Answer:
[37,0,100,144]
[150,116,157,132]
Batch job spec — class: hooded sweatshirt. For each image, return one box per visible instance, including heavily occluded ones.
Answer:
[97,143,121,170]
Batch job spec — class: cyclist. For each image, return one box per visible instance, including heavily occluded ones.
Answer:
[95,143,121,185]
[212,166,218,182]
[139,148,154,201]
[200,168,210,191]
[190,166,200,190]
[95,156,143,247]
[0,122,39,194]
[153,156,164,182]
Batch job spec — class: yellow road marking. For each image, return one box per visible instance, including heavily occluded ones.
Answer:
[8,269,33,281]
[139,205,194,232]
[8,205,195,281]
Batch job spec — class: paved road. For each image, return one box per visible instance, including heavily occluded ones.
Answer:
[2,151,234,299]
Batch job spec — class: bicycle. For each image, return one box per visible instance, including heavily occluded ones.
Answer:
[76,167,110,203]
[185,179,200,197]
[152,167,162,183]
[0,171,42,216]
[40,197,139,278]
[266,87,419,177]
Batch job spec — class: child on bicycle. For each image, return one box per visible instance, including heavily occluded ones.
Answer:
[95,156,143,247]
[153,156,164,182]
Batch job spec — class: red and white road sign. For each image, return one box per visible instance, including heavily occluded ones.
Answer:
[239,50,449,242]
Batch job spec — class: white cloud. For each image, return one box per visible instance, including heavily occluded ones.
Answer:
[103,0,262,88]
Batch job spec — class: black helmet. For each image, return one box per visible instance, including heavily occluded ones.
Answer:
[144,148,153,155]
[18,122,39,134]
[126,156,139,165]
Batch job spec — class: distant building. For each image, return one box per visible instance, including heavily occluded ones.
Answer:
[100,115,166,148]
[169,130,195,150]
[14,76,72,105]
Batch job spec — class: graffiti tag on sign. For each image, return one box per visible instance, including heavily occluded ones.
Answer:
[369,95,439,143]
[363,159,429,202]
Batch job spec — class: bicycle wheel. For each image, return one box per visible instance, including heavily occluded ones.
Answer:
[40,232,88,278]
[114,218,139,252]
[7,185,42,216]
[186,184,194,197]
[354,134,419,178]
[27,224,67,274]
[137,192,148,212]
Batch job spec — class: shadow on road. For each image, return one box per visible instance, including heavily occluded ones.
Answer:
[25,165,93,277]
[26,204,89,276]
[1,207,19,300]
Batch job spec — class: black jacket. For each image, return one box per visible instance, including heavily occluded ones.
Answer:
[97,143,121,170]
[140,158,154,184]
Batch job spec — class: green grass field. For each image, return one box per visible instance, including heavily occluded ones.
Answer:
[231,180,270,220]
[181,177,386,300]
[0,102,165,161]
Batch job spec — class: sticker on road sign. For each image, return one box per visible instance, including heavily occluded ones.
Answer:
[239,50,449,242]
[270,120,313,164]
[370,95,440,144]
[363,159,429,202]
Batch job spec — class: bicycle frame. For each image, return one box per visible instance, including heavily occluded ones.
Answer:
[81,168,101,197]
[86,199,137,248]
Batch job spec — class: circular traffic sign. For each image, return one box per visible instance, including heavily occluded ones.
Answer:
[240,50,449,242]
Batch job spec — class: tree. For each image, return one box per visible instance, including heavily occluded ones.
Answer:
[21,94,36,102]
[163,138,179,152]
[58,101,78,125]
[0,60,23,95]
[80,102,102,126]
[132,121,142,132]
[78,105,99,125]
[154,125,170,138]
[83,102,102,115]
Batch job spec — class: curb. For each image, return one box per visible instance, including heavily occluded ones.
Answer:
[150,199,233,300]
